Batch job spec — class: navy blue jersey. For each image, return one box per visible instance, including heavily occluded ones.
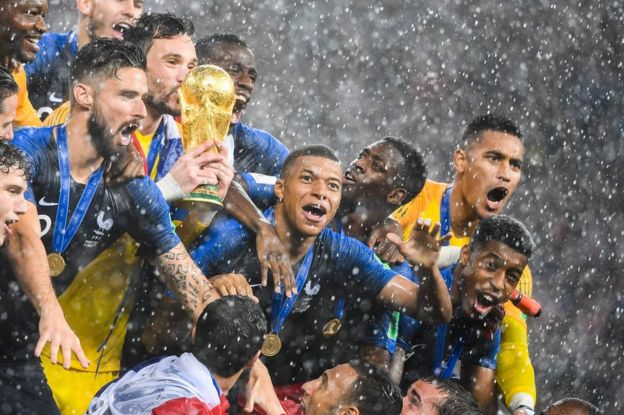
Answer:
[366,265,500,385]
[0,126,180,361]
[232,122,289,176]
[24,32,78,120]
[190,207,398,385]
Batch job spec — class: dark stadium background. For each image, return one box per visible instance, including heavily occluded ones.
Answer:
[46,0,624,411]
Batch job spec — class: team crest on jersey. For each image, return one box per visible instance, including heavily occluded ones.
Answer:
[96,211,114,232]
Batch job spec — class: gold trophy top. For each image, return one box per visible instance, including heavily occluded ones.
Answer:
[179,64,236,150]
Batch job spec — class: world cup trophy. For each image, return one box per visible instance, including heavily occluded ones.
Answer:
[177,64,236,209]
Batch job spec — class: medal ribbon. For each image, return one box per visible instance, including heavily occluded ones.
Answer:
[333,298,345,320]
[439,186,452,247]
[269,247,315,335]
[433,325,464,379]
[52,126,104,254]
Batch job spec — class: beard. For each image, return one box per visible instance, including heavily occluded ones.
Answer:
[144,88,180,117]
[88,105,121,162]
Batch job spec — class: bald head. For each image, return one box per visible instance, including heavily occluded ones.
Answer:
[542,398,601,415]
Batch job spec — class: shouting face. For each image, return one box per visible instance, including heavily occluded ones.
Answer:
[275,155,342,238]
[82,0,143,40]
[458,240,527,319]
[342,139,405,208]
[203,42,257,124]
[455,130,524,220]
[0,0,48,64]
[85,67,146,159]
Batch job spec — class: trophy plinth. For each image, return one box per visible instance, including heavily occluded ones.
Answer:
[176,64,236,209]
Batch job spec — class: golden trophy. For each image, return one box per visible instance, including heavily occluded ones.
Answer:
[177,64,236,208]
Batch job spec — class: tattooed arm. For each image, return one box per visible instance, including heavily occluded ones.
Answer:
[154,242,220,321]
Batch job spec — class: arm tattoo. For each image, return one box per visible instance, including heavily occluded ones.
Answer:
[156,243,216,317]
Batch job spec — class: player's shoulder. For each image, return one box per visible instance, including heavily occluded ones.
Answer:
[12,125,55,148]
[234,122,285,147]
[38,31,75,57]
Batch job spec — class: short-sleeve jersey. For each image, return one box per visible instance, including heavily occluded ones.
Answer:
[11,64,42,127]
[24,31,78,120]
[190,208,398,385]
[0,126,180,361]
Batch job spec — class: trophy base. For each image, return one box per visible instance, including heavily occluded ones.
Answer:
[175,184,223,211]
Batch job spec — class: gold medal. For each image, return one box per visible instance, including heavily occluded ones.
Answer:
[48,253,66,277]
[322,319,342,337]
[261,333,282,357]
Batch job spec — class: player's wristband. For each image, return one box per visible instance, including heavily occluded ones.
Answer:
[514,405,535,415]
[157,172,188,202]
[510,393,535,415]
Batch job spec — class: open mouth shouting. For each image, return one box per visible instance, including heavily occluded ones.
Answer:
[119,122,139,146]
[302,203,327,223]
[3,218,18,237]
[231,93,250,124]
[343,169,357,185]
[112,22,132,39]
[485,186,509,212]
[474,291,500,316]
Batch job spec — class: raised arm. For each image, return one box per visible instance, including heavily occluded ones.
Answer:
[4,202,89,369]
[378,218,453,324]
[154,242,220,321]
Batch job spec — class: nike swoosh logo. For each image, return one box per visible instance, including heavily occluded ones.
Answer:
[49,92,63,103]
[39,196,58,206]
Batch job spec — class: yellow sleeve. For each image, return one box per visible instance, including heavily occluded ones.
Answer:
[12,65,42,128]
[497,266,536,409]
[43,101,71,126]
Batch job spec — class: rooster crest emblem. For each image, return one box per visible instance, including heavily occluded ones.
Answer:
[96,211,114,232]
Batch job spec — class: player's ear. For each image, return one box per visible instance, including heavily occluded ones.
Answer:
[338,406,359,415]
[454,148,467,176]
[76,0,94,15]
[459,244,470,266]
[73,83,94,109]
[387,187,407,206]
[274,178,285,203]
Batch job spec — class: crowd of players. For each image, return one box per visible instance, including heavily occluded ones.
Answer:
[0,1,604,414]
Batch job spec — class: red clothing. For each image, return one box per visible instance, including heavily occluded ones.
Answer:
[152,395,230,415]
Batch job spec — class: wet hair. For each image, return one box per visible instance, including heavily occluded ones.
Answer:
[471,215,534,259]
[381,136,427,202]
[0,141,29,179]
[194,295,267,378]
[418,376,481,415]
[123,12,195,57]
[0,66,18,113]
[69,38,146,98]
[195,33,249,64]
[461,113,523,147]
[279,145,340,179]
[338,360,402,415]
[542,397,602,415]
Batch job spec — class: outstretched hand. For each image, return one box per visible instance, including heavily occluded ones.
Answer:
[35,304,90,369]
[256,223,296,298]
[386,218,451,270]
[367,218,405,265]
